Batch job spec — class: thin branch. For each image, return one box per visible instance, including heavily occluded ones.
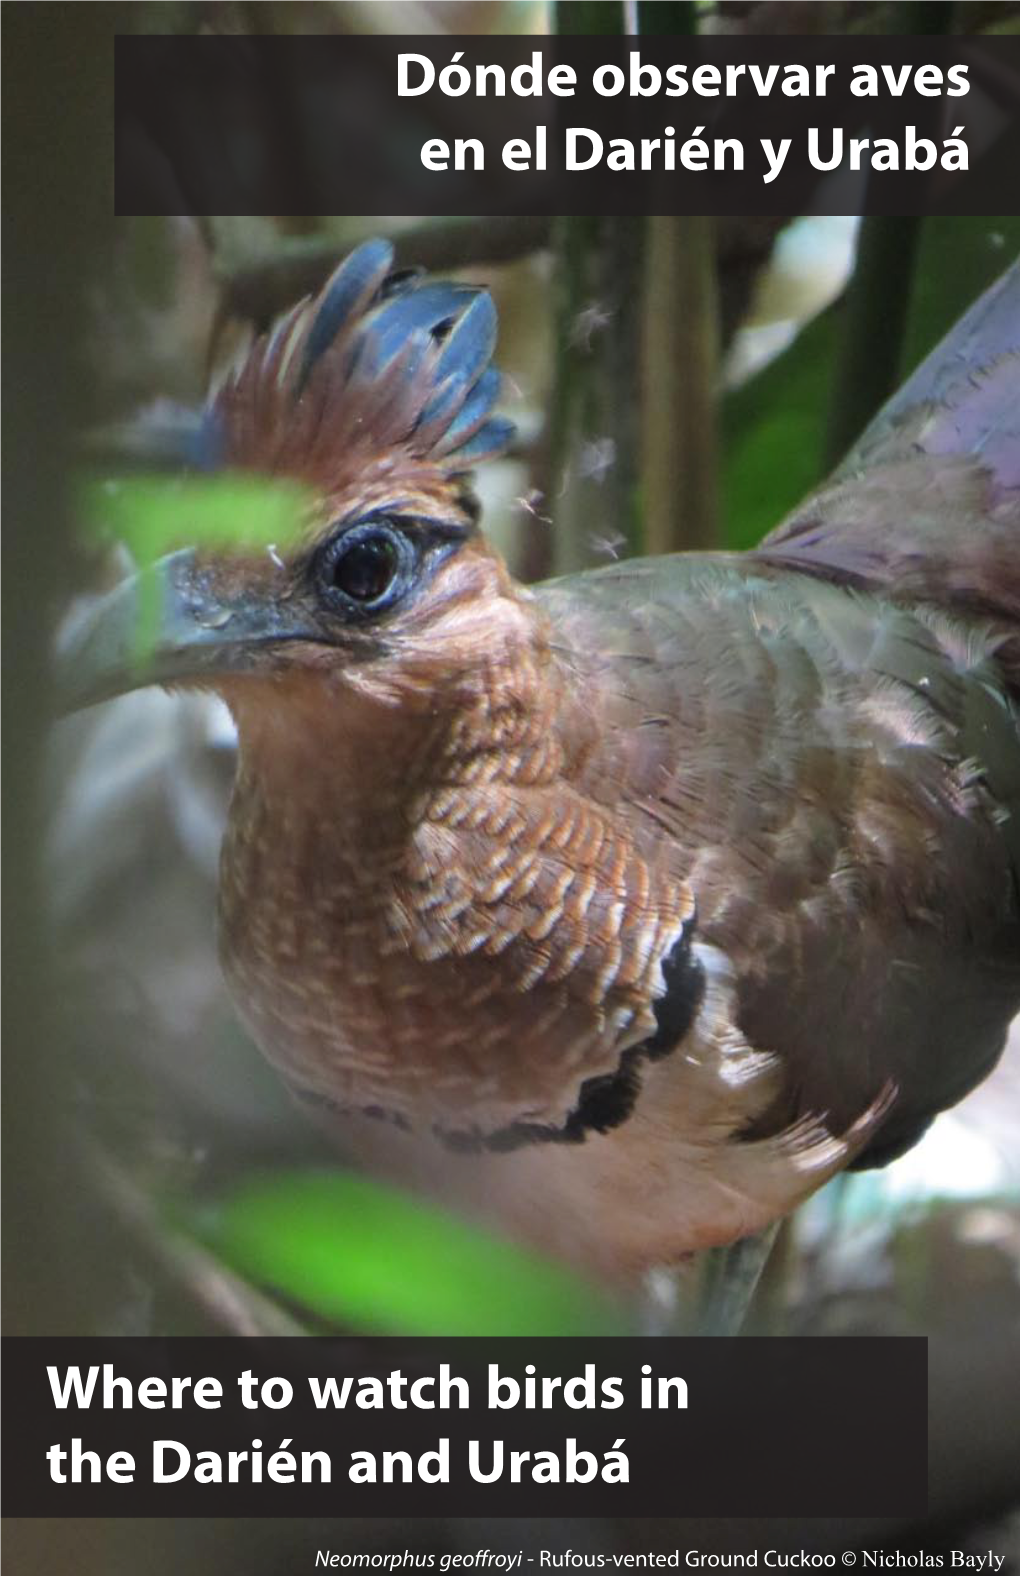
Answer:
[546,216,646,574]
[221,216,553,329]
[80,1138,307,1337]
[641,216,720,554]
[823,220,922,470]
[824,0,952,466]
[553,1,625,34]
[636,1,696,34]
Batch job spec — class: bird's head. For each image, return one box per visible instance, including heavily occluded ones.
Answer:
[64,238,535,751]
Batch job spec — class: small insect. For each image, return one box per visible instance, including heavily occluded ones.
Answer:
[570,301,613,351]
[579,437,617,484]
[516,489,552,526]
[588,531,628,561]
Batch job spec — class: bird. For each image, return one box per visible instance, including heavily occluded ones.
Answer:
[64,237,1020,1302]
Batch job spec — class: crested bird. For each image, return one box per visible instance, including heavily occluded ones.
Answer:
[64,238,1020,1303]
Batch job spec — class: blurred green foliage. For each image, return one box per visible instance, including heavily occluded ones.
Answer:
[190,1170,626,1336]
[81,473,312,659]
[722,308,839,553]
[82,473,311,563]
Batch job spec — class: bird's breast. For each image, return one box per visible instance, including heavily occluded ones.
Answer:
[217,760,701,1144]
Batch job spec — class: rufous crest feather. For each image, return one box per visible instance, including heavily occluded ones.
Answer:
[206,238,515,497]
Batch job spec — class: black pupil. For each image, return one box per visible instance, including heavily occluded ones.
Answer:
[333,533,398,602]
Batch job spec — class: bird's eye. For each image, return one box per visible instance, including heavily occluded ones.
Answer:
[332,532,397,601]
[317,520,415,615]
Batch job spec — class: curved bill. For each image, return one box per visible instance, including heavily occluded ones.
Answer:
[55,549,314,712]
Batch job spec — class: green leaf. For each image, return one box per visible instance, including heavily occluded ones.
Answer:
[188,1169,626,1337]
[900,217,1020,372]
[80,473,311,566]
[722,308,837,551]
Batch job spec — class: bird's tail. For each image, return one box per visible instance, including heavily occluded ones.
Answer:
[755,260,1020,691]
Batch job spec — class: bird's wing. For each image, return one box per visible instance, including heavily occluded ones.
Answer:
[527,276,1020,1175]
[835,258,1020,489]
[753,260,1020,689]
[536,533,1020,1169]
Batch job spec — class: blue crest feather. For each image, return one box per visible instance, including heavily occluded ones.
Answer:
[353,282,477,381]
[448,415,516,465]
[418,296,499,432]
[296,237,394,395]
[215,236,515,479]
[434,366,502,451]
